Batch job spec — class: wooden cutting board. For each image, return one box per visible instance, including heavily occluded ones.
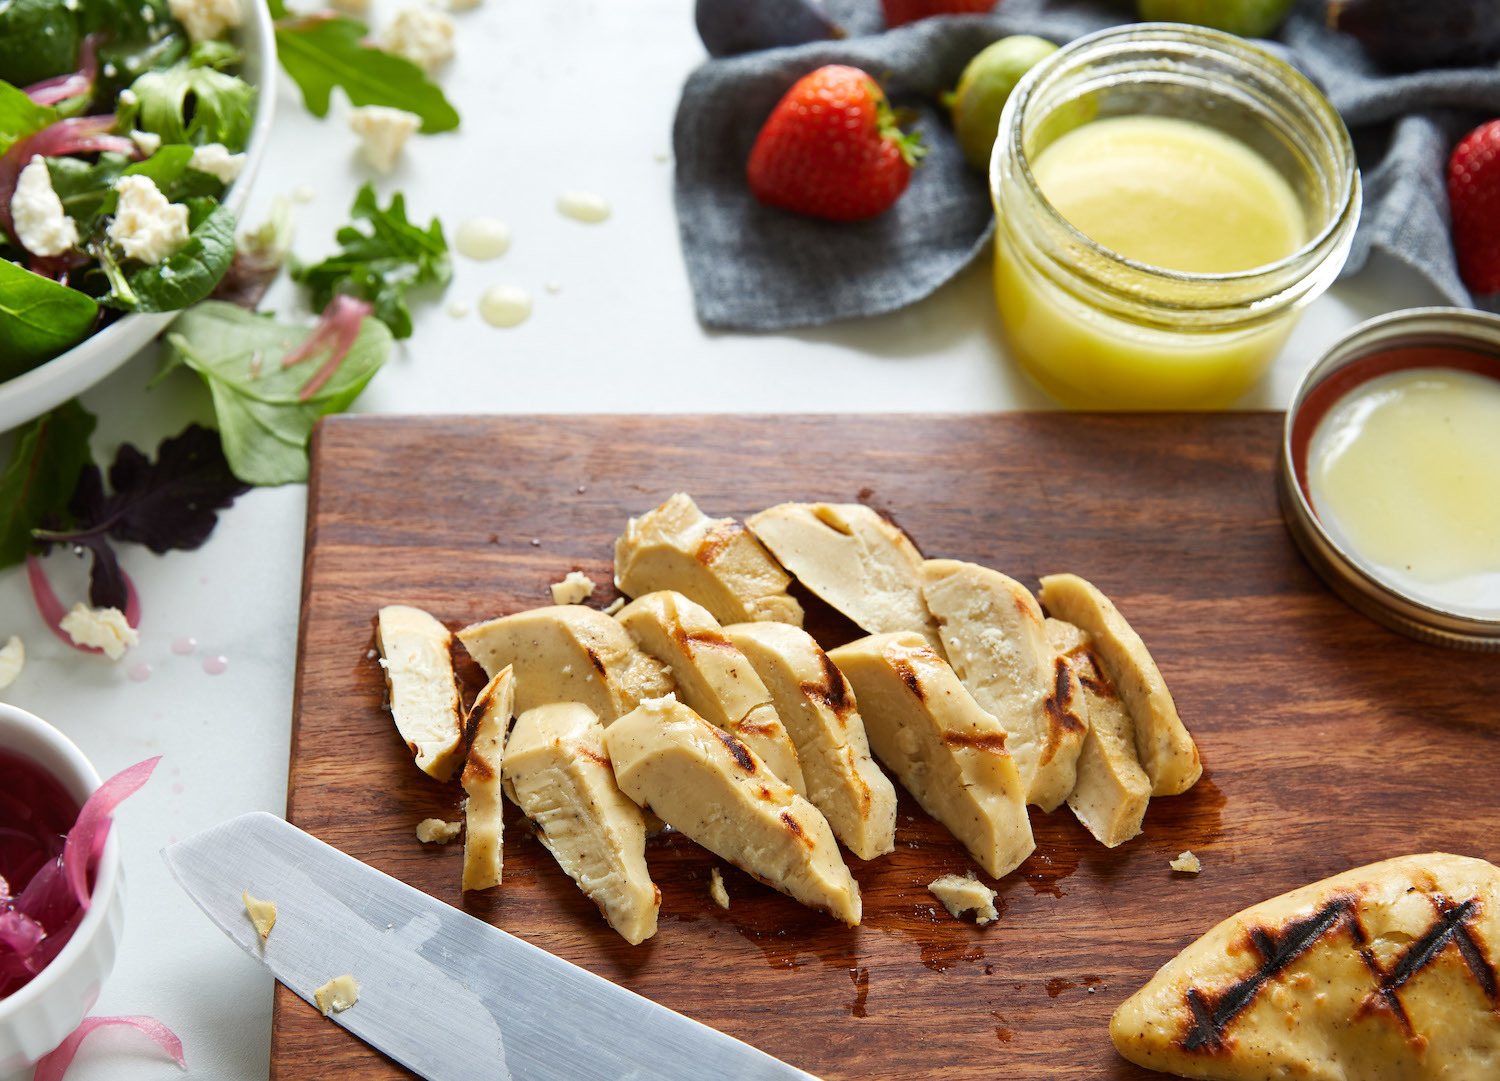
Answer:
[275,413,1500,1080]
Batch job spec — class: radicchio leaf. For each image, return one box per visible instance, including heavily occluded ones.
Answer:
[63,757,160,908]
[31,1016,186,1081]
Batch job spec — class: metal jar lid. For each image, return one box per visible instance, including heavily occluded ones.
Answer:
[1279,306,1500,651]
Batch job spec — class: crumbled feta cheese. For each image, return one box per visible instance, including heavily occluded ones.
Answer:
[108,175,190,265]
[130,130,162,156]
[1170,851,1202,874]
[60,604,138,660]
[0,636,24,690]
[416,818,463,844]
[167,0,242,42]
[313,974,359,1015]
[709,867,730,909]
[188,142,246,184]
[550,571,596,605]
[928,873,1000,925]
[380,8,455,72]
[11,157,79,258]
[348,106,421,174]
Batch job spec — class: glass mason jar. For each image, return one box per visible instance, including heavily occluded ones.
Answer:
[990,24,1361,410]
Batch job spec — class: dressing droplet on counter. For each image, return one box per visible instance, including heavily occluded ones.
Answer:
[455,217,511,260]
[171,636,197,655]
[446,300,470,319]
[203,655,229,676]
[544,280,562,294]
[128,662,152,683]
[479,286,532,328]
[557,191,610,223]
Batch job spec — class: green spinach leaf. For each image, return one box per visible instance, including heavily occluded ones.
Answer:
[0,399,96,568]
[163,301,393,485]
[292,184,450,339]
[0,0,79,88]
[0,260,99,379]
[45,152,130,233]
[269,0,458,134]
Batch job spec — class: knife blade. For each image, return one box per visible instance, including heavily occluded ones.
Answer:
[162,811,819,1081]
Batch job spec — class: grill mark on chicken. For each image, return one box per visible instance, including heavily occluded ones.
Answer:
[463,755,495,782]
[1183,892,1497,1054]
[670,620,735,653]
[714,728,756,773]
[890,655,926,702]
[694,521,744,567]
[800,651,854,721]
[1067,645,1118,700]
[780,811,814,848]
[942,731,1009,755]
[584,647,608,677]
[576,747,610,768]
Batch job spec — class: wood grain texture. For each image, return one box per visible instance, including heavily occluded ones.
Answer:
[274,413,1500,1080]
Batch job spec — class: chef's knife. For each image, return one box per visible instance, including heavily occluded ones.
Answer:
[163,811,819,1081]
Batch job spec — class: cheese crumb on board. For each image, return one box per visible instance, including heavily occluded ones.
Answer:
[928,873,1000,925]
[242,891,277,942]
[416,818,463,844]
[380,8,455,71]
[549,571,596,605]
[1170,851,1202,874]
[0,636,24,690]
[709,867,730,910]
[60,604,138,660]
[314,974,360,1015]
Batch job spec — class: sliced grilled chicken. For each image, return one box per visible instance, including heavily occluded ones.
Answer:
[605,695,861,925]
[827,632,1034,879]
[456,605,673,722]
[1038,574,1201,796]
[376,604,464,780]
[724,621,897,860]
[1112,853,1500,1080]
[460,665,513,891]
[503,702,660,945]
[614,493,803,626]
[616,591,807,796]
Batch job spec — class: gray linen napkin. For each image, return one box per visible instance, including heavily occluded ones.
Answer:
[673,0,1500,331]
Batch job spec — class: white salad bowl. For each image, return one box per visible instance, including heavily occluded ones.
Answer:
[0,0,277,433]
[0,704,124,1076]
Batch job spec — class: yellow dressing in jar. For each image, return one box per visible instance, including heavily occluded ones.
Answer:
[1307,368,1500,619]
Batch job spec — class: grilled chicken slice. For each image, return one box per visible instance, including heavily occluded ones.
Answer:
[605,695,861,925]
[460,665,513,891]
[746,502,942,650]
[456,605,673,722]
[614,493,803,626]
[616,591,807,796]
[827,632,1034,879]
[922,560,1087,811]
[1112,853,1500,1080]
[1046,618,1151,848]
[503,703,660,944]
[724,621,897,860]
[1037,574,1200,796]
[375,605,464,780]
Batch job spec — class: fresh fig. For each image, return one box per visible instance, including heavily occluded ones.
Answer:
[1328,0,1500,71]
[695,0,843,58]
[1135,0,1294,38]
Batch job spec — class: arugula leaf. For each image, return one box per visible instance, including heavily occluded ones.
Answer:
[164,301,393,485]
[0,0,79,88]
[0,81,60,156]
[102,202,236,313]
[44,152,130,233]
[269,0,458,134]
[129,61,256,149]
[0,400,96,569]
[0,260,99,379]
[35,424,248,608]
[292,184,450,339]
[120,144,224,203]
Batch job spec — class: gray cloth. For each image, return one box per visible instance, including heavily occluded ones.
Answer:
[673,0,1500,331]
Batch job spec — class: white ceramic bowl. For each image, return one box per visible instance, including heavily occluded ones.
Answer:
[0,0,278,433]
[0,704,124,1074]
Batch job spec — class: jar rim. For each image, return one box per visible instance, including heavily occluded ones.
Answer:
[994,22,1360,289]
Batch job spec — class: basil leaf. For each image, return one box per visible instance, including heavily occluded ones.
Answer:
[103,201,236,312]
[0,399,96,569]
[269,1,458,134]
[292,184,450,339]
[0,80,60,156]
[129,61,256,150]
[163,301,393,485]
[0,260,99,379]
[0,0,79,88]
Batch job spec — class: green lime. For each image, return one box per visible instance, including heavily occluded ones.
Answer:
[1135,0,1295,38]
[950,35,1059,172]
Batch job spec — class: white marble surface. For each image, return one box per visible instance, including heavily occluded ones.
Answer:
[0,0,1445,1077]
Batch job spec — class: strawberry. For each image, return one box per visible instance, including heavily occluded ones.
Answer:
[882,0,998,27]
[746,65,924,222]
[1449,119,1500,295]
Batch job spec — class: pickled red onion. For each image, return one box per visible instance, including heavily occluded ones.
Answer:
[31,1015,186,1081]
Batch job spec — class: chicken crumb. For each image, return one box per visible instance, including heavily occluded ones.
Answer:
[1170,851,1202,874]
[709,867,730,909]
[602,597,625,616]
[416,818,463,844]
[314,974,359,1015]
[928,872,999,925]
[550,571,596,605]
